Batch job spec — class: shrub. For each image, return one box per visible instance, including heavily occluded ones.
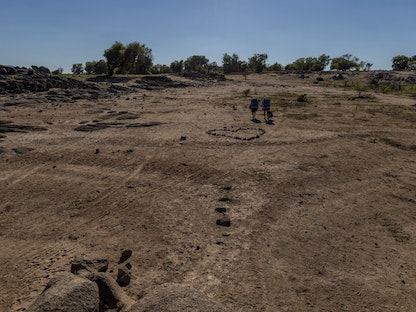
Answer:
[297,94,308,102]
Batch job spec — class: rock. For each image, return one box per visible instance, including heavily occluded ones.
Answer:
[26,272,99,312]
[38,66,51,74]
[215,207,227,214]
[116,263,131,287]
[0,64,119,99]
[118,249,132,264]
[70,258,109,274]
[332,74,344,80]
[216,216,231,227]
[128,283,229,312]
[0,65,16,75]
[87,272,134,311]
[12,147,33,154]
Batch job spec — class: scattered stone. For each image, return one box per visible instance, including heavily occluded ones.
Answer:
[218,197,232,202]
[332,73,344,80]
[215,207,227,214]
[116,264,131,287]
[118,249,132,264]
[70,258,109,274]
[26,272,99,312]
[216,216,231,227]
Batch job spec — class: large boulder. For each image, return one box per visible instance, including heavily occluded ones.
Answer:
[26,273,99,312]
[128,283,229,312]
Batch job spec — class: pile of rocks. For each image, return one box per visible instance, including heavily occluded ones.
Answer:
[0,65,94,94]
[26,249,229,312]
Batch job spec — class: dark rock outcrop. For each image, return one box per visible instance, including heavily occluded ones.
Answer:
[0,65,117,100]
[87,272,133,311]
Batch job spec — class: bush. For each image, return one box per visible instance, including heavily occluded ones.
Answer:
[297,94,308,102]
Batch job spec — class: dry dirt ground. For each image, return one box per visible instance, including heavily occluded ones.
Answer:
[1,72,416,311]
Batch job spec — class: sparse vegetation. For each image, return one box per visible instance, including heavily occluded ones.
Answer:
[297,94,308,102]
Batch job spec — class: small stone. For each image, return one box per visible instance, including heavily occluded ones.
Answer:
[216,217,231,227]
[118,249,132,264]
[116,265,131,287]
[215,207,227,213]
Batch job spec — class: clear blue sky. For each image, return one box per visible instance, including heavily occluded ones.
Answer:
[1,0,415,73]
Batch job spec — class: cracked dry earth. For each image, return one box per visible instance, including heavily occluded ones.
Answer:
[1,72,416,311]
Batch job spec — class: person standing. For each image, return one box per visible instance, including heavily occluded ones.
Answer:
[249,98,259,121]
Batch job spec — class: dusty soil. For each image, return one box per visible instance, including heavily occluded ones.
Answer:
[1,72,416,311]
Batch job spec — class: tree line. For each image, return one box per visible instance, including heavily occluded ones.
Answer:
[67,41,415,75]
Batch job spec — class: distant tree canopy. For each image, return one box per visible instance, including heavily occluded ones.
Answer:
[248,53,268,73]
[222,53,246,74]
[170,60,184,73]
[69,40,386,76]
[330,54,361,71]
[285,54,330,71]
[103,41,153,75]
[85,60,108,75]
[266,62,283,71]
[71,63,84,74]
[184,55,209,72]
[391,55,416,70]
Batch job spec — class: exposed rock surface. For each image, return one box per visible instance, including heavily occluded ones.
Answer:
[87,272,134,311]
[0,65,91,94]
[26,273,99,312]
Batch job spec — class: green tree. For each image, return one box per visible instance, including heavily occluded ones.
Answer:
[94,60,108,74]
[286,54,330,71]
[122,42,153,74]
[103,41,125,75]
[170,60,184,73]
[314,54,331,71]
[330,54,360,71]
[184,55,209,72]
[285,57,308,71]
[151,64,171,74]
[248,53,268,73]
[85,60,108,75]
[222,53,244,74]
[85,61,97,74]
[392,55,409,71]
[267,62,283,71]
[71,63,84,74]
